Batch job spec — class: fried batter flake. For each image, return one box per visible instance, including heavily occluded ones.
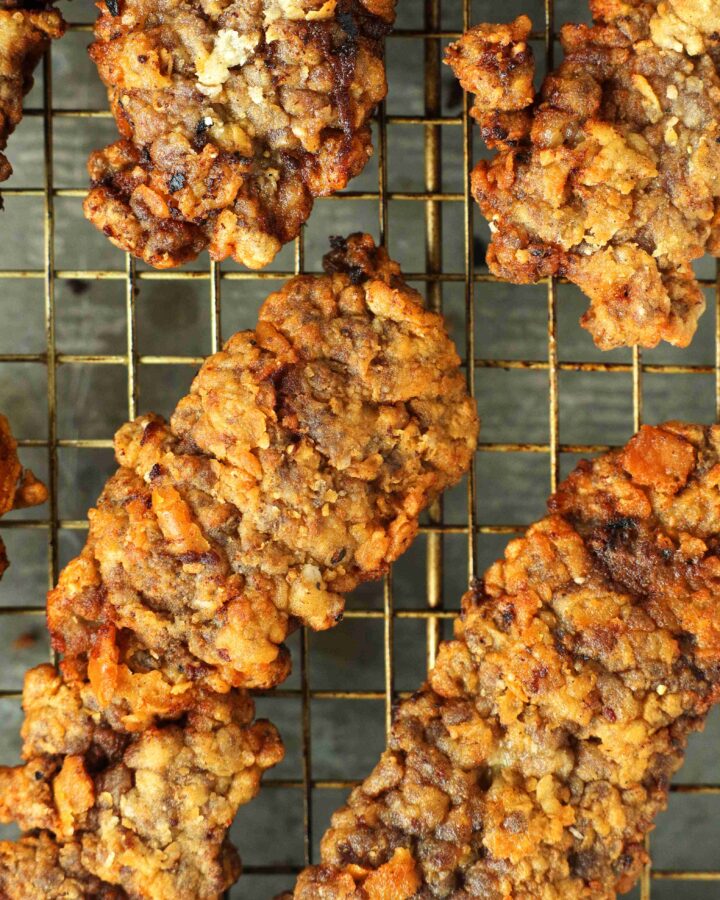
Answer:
[290,423,720,898]
[84,0,396,269]
[0,412,47,577]
[447,1,720,350]
[46,234,477,727]
[0,2,65,201]
[0,664,283,900]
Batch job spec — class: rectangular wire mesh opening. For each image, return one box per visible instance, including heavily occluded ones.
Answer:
[0,1,719,897]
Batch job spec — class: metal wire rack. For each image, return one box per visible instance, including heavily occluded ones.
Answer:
[0,0,719,897]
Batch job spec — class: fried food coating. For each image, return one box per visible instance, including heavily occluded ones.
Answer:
[46,235,477,728]
[0,412,48,577]
[84,0,396,269]
[290,423,720,898]
[0,664,283,900]
[446,2,720,350]
[0,2,65,201]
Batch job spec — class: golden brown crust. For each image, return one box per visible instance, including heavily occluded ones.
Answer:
[446,1,720,350]
[84,0,396,269]
[291,423,720,899]
[0,412,48,578]
[0,3,65,199]
[46,234,477,727]
[0,664,282,900]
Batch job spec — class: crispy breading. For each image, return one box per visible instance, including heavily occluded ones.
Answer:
[84,0,396,269]
[290,423,720,898]
[0,412,47,577]
[446,1,720,350]
[0,2,65,201]
[45,235,477,728]
[0,664,282,900]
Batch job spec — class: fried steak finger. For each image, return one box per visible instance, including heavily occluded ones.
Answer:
[0,239,475,898]
[0,1,65,201]
[46,234,477,729]
[290,423,720,899]
[0,412,47,576]
[84,0,396,269]
[0,664,282,899]
[447,1,720,350]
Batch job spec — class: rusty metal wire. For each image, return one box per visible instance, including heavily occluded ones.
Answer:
[0,1,718,896]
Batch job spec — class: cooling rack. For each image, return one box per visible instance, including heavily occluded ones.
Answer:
[0,1,719,898]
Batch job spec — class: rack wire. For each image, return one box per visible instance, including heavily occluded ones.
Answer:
[0,1,719,897]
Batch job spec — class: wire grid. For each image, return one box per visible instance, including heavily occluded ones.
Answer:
[0,0,719,897]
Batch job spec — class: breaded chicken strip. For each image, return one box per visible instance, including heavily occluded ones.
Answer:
[447,2,720,350]
[0,664,282,900]
[0,1,65,201]
[290,423,720,898]
[0,412,47,576]
[46,234,477,729]
[84,0,396,268]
